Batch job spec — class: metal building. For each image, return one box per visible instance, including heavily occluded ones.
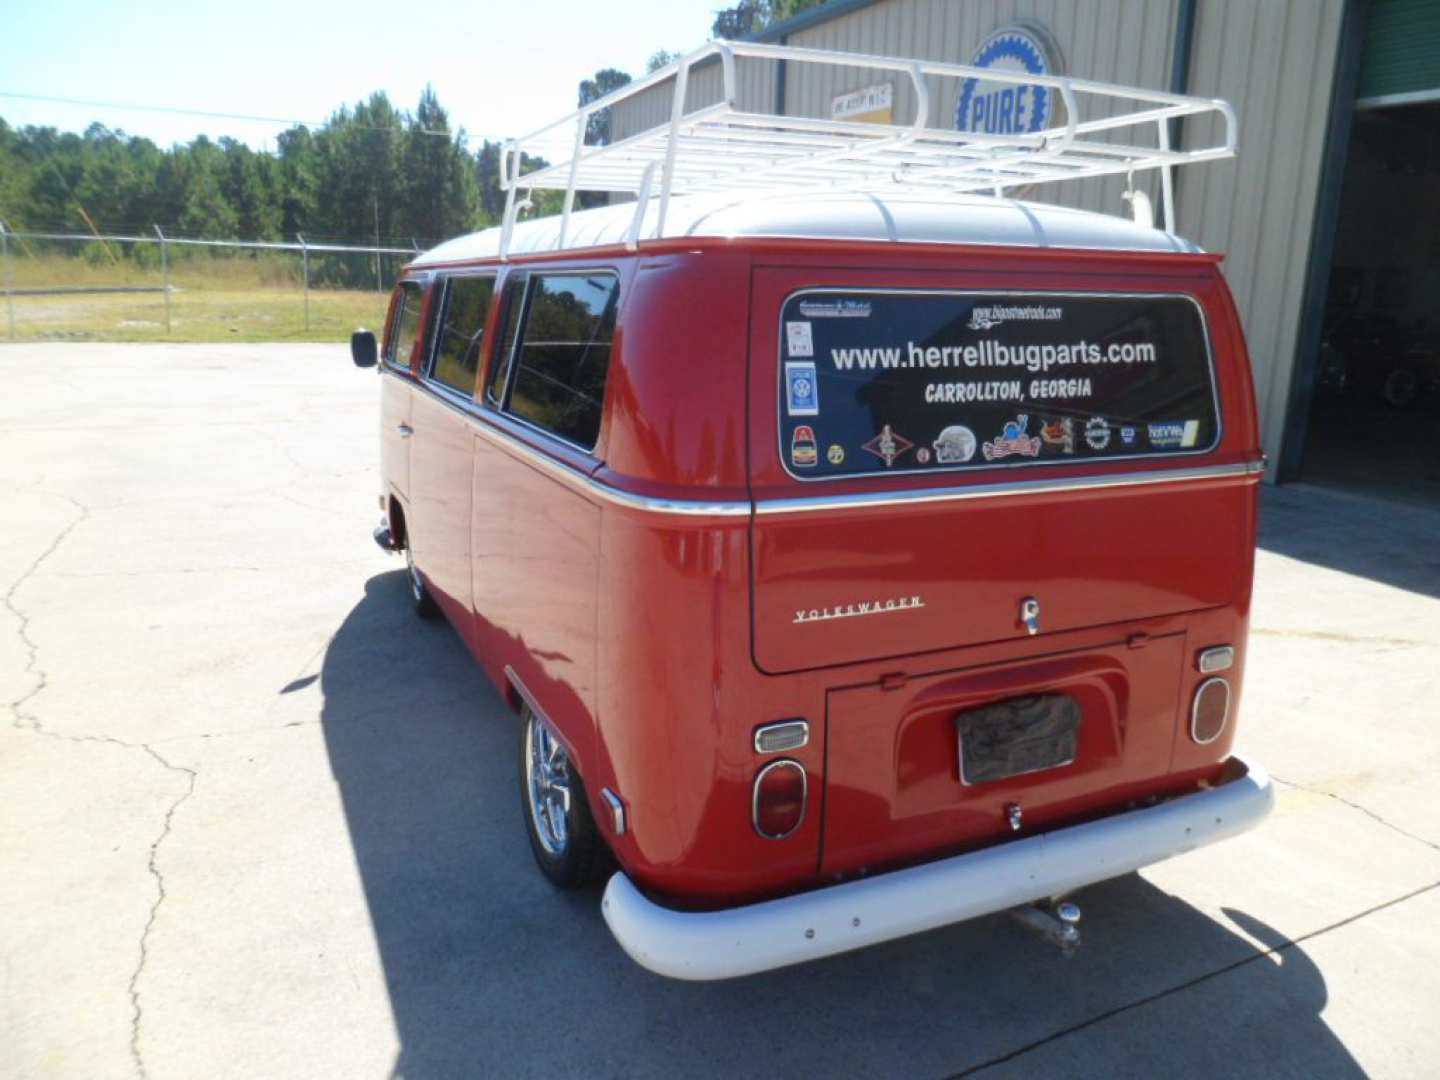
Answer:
[610,0,1440,501]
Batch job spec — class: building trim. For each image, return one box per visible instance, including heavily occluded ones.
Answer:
[1354,87,1440,110]
[749,0,882,43]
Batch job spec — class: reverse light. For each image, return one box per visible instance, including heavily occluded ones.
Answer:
[752,759,807,839]
[1191,677,1231,744]
[754,719,809,754]
[1197,645,1235,673]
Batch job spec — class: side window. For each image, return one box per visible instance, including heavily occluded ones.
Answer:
[485,273,527,407]
[505,273,619,451]
[428,275,496,397]
[385,281,425,370]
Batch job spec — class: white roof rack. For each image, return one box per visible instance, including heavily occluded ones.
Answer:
[498,41,1237,258]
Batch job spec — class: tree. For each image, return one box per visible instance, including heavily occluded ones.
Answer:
[646,50,680,73]
[577,68,633,147]
[712,0,828,39]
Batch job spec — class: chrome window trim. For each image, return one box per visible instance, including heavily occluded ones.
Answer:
[773,287,1225,483]
[1190,676,1232,745]
[406,372,1257,520]
[751,759,807,840]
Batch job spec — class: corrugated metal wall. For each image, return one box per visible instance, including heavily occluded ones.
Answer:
[1176,0,1344,467]
[782,0,1180,216]
[607,0,1348,471]
[609,57,776,139]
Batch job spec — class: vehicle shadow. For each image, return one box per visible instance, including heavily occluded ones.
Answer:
[321,572,1364,1080]
[1258,483,1440,599]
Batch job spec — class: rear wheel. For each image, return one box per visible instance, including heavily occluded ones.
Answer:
[520,704,603,889]
[404,543,440,619]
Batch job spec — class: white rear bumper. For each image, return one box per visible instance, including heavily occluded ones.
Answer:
[602,754,1273,980]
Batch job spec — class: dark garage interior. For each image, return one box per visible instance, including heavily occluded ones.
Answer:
[1301,102,1440,507]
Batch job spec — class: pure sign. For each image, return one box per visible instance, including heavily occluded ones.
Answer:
[954,25,1059,136]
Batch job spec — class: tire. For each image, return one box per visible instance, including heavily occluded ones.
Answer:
[519,704,604,889]
[404,543,441,620]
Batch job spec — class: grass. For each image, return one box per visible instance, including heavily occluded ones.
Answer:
[1,251,396,343]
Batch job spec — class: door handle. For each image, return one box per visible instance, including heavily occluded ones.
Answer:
[397,423,413,438]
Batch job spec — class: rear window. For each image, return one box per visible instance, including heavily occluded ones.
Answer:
[505,272,618,451]
[777,290,1220,478]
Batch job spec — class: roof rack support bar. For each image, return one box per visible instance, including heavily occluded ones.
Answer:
[1158,116,1176,235]
[559,114,586,249]
[655,49,695,240]
[627,163,658,252]
[499,141,519,261]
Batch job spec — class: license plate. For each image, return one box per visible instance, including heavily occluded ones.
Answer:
[956,694,1080,785]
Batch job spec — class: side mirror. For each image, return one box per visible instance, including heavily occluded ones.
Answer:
[351,328,378,368]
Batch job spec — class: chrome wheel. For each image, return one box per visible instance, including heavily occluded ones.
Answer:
[525,714,572,856]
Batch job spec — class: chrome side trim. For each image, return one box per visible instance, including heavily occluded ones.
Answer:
[751,759,807,840]
[407,374,1257,521]
[504,665,551,726]
[755,460,1261,516]
[600,788,627,836]
[409,377,752,518]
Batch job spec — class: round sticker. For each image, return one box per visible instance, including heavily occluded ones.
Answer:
[916,447,932,465]
[932,424,978,464]
[1084,416,1111,451]
[827,444,845,465]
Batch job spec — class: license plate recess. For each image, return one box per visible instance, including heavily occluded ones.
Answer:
[956,694,1081,785]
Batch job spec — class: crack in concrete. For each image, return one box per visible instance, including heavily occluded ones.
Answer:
[1272,774,1440,855]
[5,489,198,1080]
[947,878,1440,1078]
[127,746,197,1080]
[6,490,90,735]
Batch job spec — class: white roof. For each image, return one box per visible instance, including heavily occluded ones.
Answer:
[411,188,1202,267]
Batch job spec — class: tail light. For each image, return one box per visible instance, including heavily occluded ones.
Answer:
[752,760,807,839]
[1191,677,1231,744]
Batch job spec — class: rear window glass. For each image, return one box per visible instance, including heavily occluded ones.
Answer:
[777,290,1219,478]
[506,272,618,451]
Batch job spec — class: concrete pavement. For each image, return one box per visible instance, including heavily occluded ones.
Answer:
[2,344,1438,1078]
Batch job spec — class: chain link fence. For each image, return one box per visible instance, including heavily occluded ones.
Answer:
[0,222,425,343]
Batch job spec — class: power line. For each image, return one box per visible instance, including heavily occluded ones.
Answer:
[0,89,508,141]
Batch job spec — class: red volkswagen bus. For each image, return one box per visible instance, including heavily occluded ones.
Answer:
[351,44,1272,979]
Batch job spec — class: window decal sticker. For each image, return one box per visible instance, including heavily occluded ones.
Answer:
[785,360,819,416]
[777,290,1219,478]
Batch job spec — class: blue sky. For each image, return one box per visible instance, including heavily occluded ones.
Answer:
[3,0,723,149]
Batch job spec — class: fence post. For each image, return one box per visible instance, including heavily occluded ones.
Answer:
[153,225,171,334]
[1,220,14,342]
[298,233,310,332]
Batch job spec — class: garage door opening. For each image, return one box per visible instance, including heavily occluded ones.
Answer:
[1299,100,1440,507]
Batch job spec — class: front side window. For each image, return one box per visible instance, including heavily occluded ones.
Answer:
[505,272,619,450]
[386,281,425,370]
[777,290,1220,479]
[428,275,496,396]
